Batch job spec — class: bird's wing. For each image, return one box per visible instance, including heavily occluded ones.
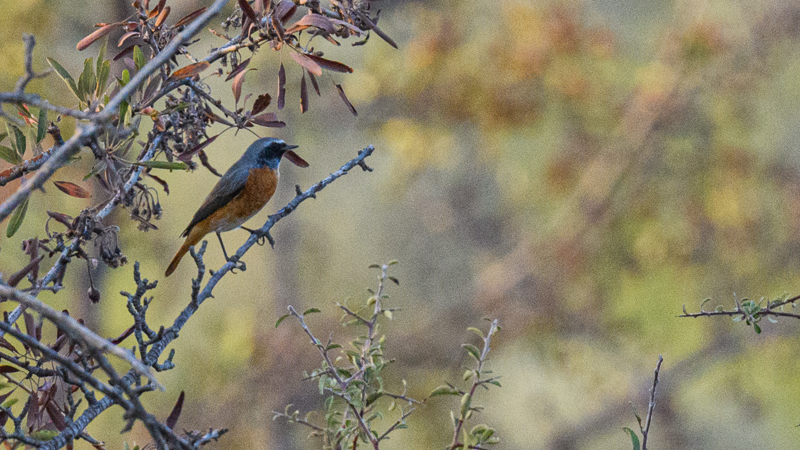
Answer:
[181,166,249,237]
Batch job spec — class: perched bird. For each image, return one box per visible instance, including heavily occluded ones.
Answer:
[165,137,309,277]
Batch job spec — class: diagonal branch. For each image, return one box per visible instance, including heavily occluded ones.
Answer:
[40,145,377,450]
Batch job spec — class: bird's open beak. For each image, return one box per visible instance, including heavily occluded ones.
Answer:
[282,145,309,167]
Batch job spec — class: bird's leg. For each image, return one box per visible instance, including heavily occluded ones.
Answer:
[216,232,246,273]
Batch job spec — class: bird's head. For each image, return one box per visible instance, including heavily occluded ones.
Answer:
[248,137,309,169]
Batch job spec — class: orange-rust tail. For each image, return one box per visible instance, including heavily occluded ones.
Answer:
[165,227,205,277]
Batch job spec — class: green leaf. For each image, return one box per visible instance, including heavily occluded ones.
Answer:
[467,327,484,338]
[97,39,107,74]
[29,430,58,441]
[303,308,321,316]
[10,125,25,156]
[121,68,131,86]
[459,393,472,417]
[97,60,111,97]
[36,108,47,144]
[429,385,459,397]
[119,100,129,125]
[275,314,290,328]
[133,45,146,70]
[47,57,82,101]
[133,160,188,170]
[6,197,28,238]
[78,57,96,101]
[325,343,342,351]
[0,132,7,144]
[623,427,641,450]
[0,145,21,164]
[753,323,761,334]
[463,343,481,361]
[2,397,18,408]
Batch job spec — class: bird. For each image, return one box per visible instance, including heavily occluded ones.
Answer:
[165,137,309,277]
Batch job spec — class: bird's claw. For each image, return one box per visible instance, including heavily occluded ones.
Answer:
[229,259,246,274]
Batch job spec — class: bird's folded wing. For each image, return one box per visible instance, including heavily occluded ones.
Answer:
[181,167,248,237]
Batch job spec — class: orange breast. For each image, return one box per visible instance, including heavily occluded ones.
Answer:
[205,167,278,233]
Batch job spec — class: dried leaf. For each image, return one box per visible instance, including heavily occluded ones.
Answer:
[329,18,362,35]
[283,150,309,167]
[0,337,18,354]
[6,255,44,287]
[308,70,320,96]
[117,31,140,48]
[113,45,135,61]
[335,83,357,116]
[45,400,67,431]
[274,0,296,23]
[300,71,309,113]
[53,181,92,198]
[305,54,353,73]
[238,0,259,25]
[47,211,75,229]
[251,93,271,115]
[166,391,185,429]
[155,6,171,28]
[177,134,219,162]
[277,62,286,110]
[225,57,251,82]
[232,68,253,105]
[286,13,335,34]
[77,23,123,51]
[174,7,207,28]
[289,52,321,76]
[6,197,29,238]
[0,366,19,374]
[249,112,285,127]
[169,61,210,81]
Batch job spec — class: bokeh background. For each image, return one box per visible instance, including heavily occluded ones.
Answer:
[4,0,800,448]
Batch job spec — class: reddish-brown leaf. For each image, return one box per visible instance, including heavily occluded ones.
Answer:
[250,112,285,127]
[305,54,353,73]
[169,61,210,81]
[155,6,171,28]
[286,13,335,34]
[0,337,18,354]
[113,45,135,61]
[178,134,219,162]
[251,93,271,115]
[47,211,75,229]
[174,7,207,28]
[6,256,44,288]
[118,31,140,48]
[146,172,170,194]
[238,0,259,25]
[277,62,286,110]
[307,70,320,96]
[77,22,124,51]
[284,150,309,167]
[335,84,357,116]
[45,400,67,431]
[271,14,285,41]
[53,181,91,198]
[275,0,297,23]
[110,326,135,345]
[0,366,19,374]
[232,68,253,105]
[329,18,363,35]
[290,52,322,76]
[166,391,185,429]
[356,10,398,49]
[300,71,309,113]
[225,57,251,81]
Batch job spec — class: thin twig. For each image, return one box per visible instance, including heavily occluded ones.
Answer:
[641,355,663,450]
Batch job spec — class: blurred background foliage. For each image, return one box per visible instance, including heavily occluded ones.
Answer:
[4,0,800,448]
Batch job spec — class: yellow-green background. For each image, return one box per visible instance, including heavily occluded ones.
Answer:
[3,0,800,448]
